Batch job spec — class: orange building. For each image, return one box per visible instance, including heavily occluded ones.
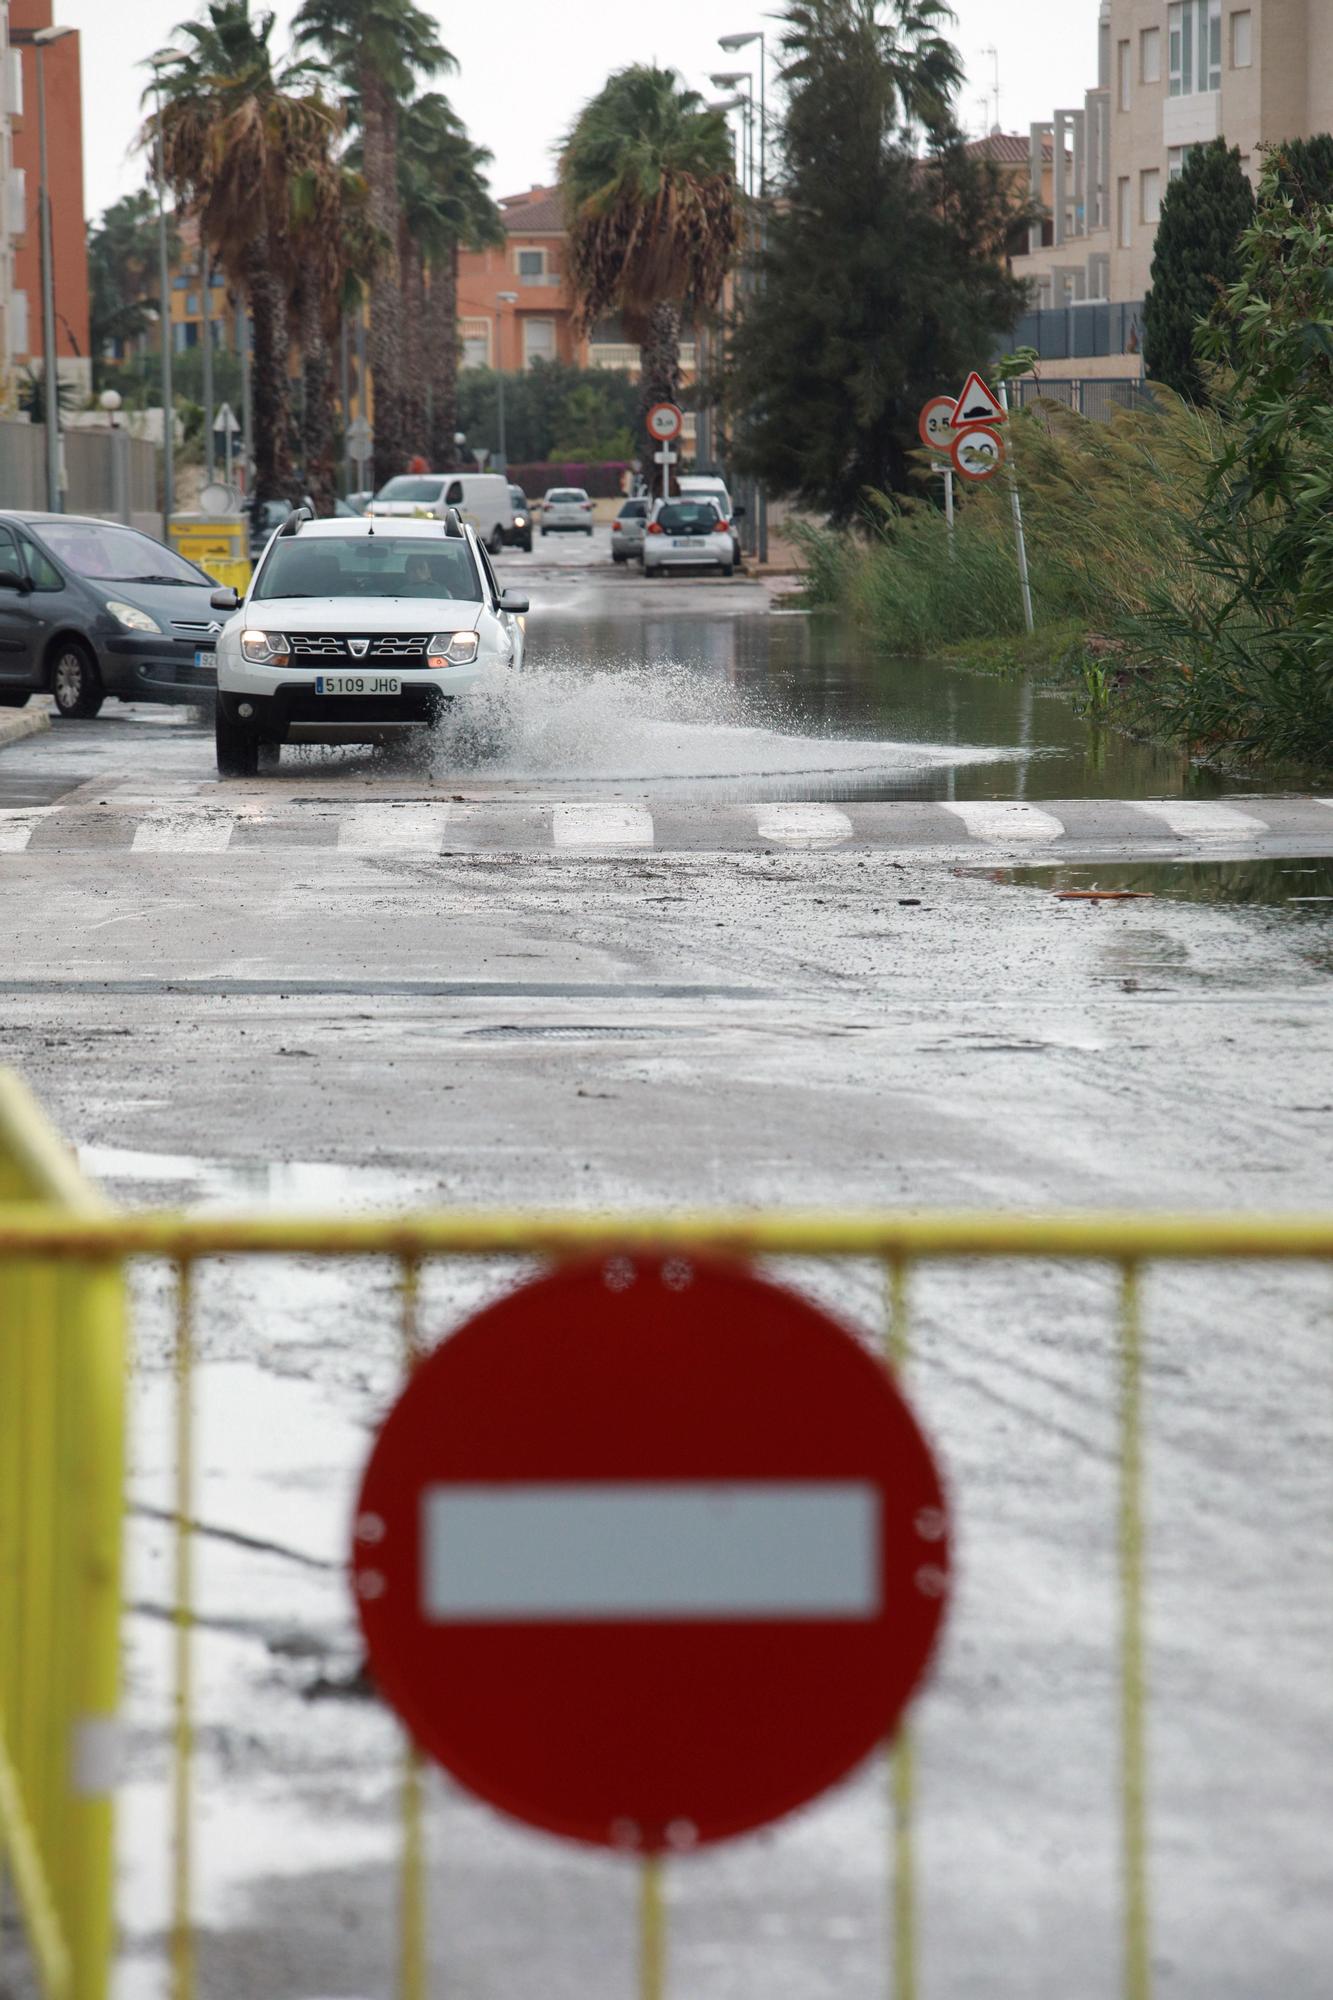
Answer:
[9,0,90,396]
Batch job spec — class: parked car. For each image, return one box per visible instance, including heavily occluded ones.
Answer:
[211,511,528,776]
[0,511,223,716]
[504,484,533,553]
[611,497,649,563]
[369,472,513,553]
[540,487,594,536]
[642,497,735,577]
[249,494,356,560]
[678,475,744,566]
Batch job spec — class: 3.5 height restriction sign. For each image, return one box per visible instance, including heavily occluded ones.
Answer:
[351,1255,951,1852]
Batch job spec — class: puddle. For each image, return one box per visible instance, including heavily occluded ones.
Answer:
[79,1144,439,1211]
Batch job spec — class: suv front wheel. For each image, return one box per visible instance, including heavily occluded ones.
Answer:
[216,706,259,777]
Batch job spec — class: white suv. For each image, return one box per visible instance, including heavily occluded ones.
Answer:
[210,512,527,776]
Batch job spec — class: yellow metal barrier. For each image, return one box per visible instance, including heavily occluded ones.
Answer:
[1,1077,1330,1999]
[0,1075,125,2000]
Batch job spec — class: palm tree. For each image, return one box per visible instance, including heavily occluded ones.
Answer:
[290,157,374,513]
[293,0,452,487]
[147,1,338,505]
[396,95,503,467]
[561,66,739,475]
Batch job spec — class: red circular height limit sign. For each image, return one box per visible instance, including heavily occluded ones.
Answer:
[646,402,683,443]
[352,1255,950,1852]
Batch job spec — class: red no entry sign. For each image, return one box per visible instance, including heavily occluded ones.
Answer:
[351,1255,950,1851]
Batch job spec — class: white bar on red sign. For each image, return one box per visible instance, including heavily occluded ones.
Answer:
[421,1481,881,1621]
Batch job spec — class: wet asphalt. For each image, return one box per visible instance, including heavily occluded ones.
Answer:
[1,527,1331,1997]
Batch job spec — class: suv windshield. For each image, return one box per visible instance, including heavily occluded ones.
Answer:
[37,521,205,584]
[619,501,648,518]
[252,536,482,602]
[375,477,445,503]
[656,503,721,534]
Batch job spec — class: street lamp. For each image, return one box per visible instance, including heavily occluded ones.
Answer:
[709,95,749,194]
[148,52,176,530]
[494,291,518,468]
[12,24,75,511]
[710,72,755,195]
[718,30,767,195]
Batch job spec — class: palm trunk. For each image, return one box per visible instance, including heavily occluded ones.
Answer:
[638,300,681,496]
[245,238,298,505]
[361,69,405,488]
[428,244,460,469]
[400,229,428,460]
[298,279,338,515]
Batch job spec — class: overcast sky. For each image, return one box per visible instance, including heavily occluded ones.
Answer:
[64,0,1096,223]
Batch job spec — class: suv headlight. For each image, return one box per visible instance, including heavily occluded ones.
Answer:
[426,631,479,667]
[105,600,162,634]
[240,628,291,665]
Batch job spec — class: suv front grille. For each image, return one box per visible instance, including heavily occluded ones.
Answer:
[289,633,431,659]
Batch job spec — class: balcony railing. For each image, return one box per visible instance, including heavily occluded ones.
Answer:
[518,269,559,287]
[589,342,698,376]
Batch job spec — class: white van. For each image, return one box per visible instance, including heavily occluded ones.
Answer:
[678,476,743,565]
[369,472,515,553]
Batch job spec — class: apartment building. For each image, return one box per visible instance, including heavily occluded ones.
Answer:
[0,0,22,412]
[456,185,700,384]
[1108,0,1333,299]
[1011,0,1333,367]
[8,0,89,400]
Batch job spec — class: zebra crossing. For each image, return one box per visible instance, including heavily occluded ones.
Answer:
[0,793,1330,858]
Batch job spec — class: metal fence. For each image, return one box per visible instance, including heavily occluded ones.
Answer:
[1009,376,1156,422]
[0,420,160,532]
[1,1076,1330,2000]
[0,1073,125,2000]
[1010,301,1146,362]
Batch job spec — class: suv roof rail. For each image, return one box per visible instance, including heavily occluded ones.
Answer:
[278,505,313,538]
[441,507,463,538]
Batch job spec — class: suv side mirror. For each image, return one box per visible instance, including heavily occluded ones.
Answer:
[731,503,747,519]
[210,586,239,611]
[499,589,529,614]
[0,567,31,593]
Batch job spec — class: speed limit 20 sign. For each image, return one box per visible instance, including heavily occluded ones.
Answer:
[646,402,683,444]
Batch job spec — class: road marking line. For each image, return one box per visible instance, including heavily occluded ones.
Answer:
[0,807,59,853]
[940,801,1065,843]
[130,813,234,853]
[754,803,854,846]
[1127,800,1269,838]
[552,803,655,848]
[337,804,451,852]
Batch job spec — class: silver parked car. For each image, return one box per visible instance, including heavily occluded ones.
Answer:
[642,497,735,577]
[541,487,594,535]
[611,496,649,563]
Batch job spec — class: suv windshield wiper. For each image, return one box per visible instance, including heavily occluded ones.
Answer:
[102,574,197,586]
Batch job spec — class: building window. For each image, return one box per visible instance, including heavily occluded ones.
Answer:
[1167,145,1196,180]
[1117,176,1132,248]
[185,293,198,316]
[522,317,557,368]
[1140,169,1162,226]
[516,248,547,286]
[460,319,490,369]
[1141,26,1162,84]
[1118,40,1131,110]
[1169,1,1221,98]
[1231,10,1252,67]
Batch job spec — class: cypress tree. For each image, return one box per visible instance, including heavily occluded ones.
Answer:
[1269,132,1333,215]
[1143,139,1254,403]
[727,0,1029,520]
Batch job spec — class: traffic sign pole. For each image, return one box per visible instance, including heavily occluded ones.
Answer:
[998,380,1035,634]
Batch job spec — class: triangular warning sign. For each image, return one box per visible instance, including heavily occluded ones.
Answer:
[950,372,1006,428]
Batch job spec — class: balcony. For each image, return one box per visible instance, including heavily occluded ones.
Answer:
[518,268,561,287]
[6,167,27,243]
[589,342,698,377]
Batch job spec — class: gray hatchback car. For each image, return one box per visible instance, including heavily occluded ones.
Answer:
[611,496,649,562]
[0,513,222,717]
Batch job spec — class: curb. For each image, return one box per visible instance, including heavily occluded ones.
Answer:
[0,707,50,753]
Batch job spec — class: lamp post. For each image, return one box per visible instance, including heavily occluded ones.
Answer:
[13,24,74,511]
[708,95,749,196]
[148,52,176,530]
[100,387,128,524]
[710,73,754,196]
[494,291,518,468]
[718,30,766,195]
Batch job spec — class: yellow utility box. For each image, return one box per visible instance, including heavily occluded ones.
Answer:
[168,511,250,593]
